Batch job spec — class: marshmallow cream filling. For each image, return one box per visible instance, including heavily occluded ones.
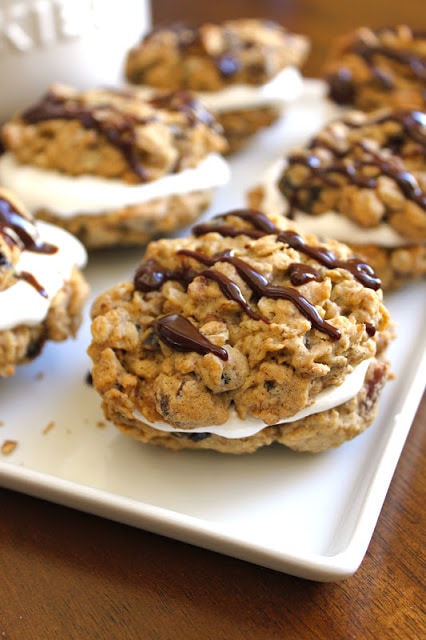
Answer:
[0,152,230,218]
[127,66,304,113]
[259,158,414,248]
[133,357,373,439]
[0,221,87,331]
[197,66,304,112]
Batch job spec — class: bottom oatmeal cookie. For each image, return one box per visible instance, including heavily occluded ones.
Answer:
[88,208,394,454]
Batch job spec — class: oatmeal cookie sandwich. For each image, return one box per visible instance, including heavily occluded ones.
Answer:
[0,188,88,377]
[324,25,426,111]
[88,208,394,454]
[248,107,426,290]
[0,84,230,249]
[124,19,310,152]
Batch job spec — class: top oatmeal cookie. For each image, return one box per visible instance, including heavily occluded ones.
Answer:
[324,25,426,111]
[125,19,310,91]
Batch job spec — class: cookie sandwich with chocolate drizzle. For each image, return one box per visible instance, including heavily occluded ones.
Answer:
[323,25,426,111]
[124,19,310,153]
[88,208,394,454]
[0,84,230,249]
[0,188,88,377]
[248,107,426,290]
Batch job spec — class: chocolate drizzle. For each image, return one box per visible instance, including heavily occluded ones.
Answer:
[178,248,340,339]
[276,229,381,290]
[201,266,264,321]
[134,258,196,292]
[23,91,150,181]
[193,207,282,239]
[287,262,323,286]
[149,90,216,129]
[135,209,382,358]
[0,194,56,255]
[327,27,426,104]
[192,212,381,290]
[156,23,260,79]
[152,314,228,361]
[352,37,426,86]
[0,193,57,298]
[370,109,426,146]
[18,271,48,298]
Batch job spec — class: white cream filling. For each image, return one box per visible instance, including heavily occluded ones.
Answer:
[258,158,414,248]
[133,357,373,439]
[197,66,304,112]
[0,221,87,331]
[0,152,230,218]
[128,66,304,113]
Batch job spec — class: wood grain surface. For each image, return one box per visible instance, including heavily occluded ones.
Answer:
[1,1,425,638]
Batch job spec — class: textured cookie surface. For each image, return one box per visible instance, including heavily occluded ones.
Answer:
[88,209,393,454]
[125,19,310,91]
[324,25,426,111]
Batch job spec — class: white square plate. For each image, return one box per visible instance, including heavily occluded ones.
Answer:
[1,81,425,581]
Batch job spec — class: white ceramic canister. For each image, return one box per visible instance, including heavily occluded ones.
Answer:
[0,0,151,122]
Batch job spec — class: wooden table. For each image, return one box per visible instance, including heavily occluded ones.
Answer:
[1,2,425,638]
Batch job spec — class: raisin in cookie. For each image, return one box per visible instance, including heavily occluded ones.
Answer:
[0,188,88,377]
[248,107,426,290]
[0,84,229,249]
[124,19,310,152]
[324,25,426,111]
[88,208,394,454]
